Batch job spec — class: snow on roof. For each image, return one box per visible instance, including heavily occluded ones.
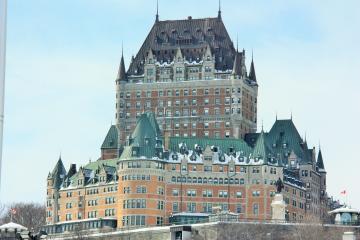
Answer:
[329,206,360,214]
[0,222,28,231]
[171,212,210,217]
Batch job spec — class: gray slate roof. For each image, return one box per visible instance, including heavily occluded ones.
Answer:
[127,16,237,75]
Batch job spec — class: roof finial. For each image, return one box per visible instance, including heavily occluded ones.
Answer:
[276,111,278,120]
[290,110,293,120]
[319,140,321,150]
[236,34,238,52]
[252,48,254,62]
[155,0,159,22]
[304,131,307,143]
[121,41,123,57]
[218,0,222,19]
[261,119,264,132]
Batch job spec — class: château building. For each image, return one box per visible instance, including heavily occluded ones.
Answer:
[44,6,328,235]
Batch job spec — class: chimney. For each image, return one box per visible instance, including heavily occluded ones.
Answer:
[188,16,192,20]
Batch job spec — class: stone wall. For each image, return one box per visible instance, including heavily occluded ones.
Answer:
[47,222,360,240]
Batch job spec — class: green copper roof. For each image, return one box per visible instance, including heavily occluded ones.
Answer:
[119,113,163,160]
[169,136,252,155]
[101,125,118,149]
[252,131,272,162]
[68,158,118,185]
[267,119,310,165]
[145,112,162,137]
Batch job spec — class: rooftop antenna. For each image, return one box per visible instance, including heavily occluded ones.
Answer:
[155,0,159,22]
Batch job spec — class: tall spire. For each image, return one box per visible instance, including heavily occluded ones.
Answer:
[317,147,325,170]
[218,0,222,19]
[155,0,159,23]
[249,50,257,81]
[116,45,127,82]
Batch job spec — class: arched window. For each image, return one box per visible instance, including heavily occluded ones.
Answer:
[219,178,223,184]
[172,176,176,182]
[203,177,208,184]
[214,178,218,184]
[198,177,202,184]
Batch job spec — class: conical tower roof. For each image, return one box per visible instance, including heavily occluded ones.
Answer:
[50,157,67,189]
[232,51,242,77]
[116,52,127,82]
[249,55,256,81]
[317,149,325,171]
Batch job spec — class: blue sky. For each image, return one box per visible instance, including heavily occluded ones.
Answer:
[1,0,360,208]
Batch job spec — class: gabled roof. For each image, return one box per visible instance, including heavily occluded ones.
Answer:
[65,158,118,188]
[101,125,118,149]
[127,16,236,75]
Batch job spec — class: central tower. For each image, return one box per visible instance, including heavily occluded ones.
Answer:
[115,9,258,154]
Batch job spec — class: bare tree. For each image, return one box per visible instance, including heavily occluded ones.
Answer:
[0,202,45,232]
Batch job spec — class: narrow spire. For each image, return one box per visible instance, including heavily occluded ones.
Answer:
[155,0,159,22]
[218,0,222,19]
[116,45,127,82]
[261,119,264,132]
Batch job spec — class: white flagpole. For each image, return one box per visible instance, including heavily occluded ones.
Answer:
[0,0,7,192]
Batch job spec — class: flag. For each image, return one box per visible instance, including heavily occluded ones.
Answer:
[10,208,16,215]
[340,190,346,195]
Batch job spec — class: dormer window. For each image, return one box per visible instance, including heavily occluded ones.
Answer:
[219,155,225,162]
[172,154,178,160]
[212,146,218,152]
[239,157,244,162]
[283,143,287,148]
[190,155,196,161]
